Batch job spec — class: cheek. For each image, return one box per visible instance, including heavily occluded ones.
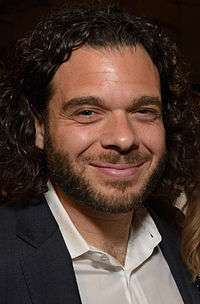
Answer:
[140,124,166,156]
[50,124,98,155]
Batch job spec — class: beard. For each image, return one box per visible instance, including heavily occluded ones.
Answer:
[45,134,166,214]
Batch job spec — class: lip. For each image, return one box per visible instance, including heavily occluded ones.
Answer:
[90,162,145,178]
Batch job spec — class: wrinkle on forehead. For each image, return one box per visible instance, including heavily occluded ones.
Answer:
[54,45,159,83]
[50,45,161,110]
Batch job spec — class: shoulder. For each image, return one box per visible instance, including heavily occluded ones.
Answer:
[147,201,200,303]
[0,195,47,238]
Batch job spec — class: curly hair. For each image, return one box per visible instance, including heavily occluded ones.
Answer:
[181,92,200,281]
[0,3,198,207]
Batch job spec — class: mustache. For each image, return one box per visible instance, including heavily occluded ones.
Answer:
[82,152,151,165]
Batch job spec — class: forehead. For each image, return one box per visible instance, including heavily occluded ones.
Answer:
[51,45,161,106]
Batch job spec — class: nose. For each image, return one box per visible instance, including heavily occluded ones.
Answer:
[100,111,139,152]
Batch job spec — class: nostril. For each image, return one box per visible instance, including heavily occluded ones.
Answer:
[102,144,139,154]
[101,133,139,153]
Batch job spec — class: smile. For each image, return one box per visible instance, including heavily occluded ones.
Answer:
[90,162,145,178]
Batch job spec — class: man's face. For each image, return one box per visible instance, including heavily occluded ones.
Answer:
[37,46,166,213]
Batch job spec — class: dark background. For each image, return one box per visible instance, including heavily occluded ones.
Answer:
[0,0,200,88]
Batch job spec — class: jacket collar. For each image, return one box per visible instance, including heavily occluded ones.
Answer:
[151,210,200,304]
[16,196,57,247]
[15,196,82,304]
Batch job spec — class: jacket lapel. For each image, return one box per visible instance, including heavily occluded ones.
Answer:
[151,212,200,304]
[16,196,82,304]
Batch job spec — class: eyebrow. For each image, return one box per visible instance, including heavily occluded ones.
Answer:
[61,95,162,112]
[127,96,162,111]
[62,96,105,112]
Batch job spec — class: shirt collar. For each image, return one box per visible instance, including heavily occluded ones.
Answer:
[45,183,162,269]
[45,182,90,259]
[125,207,162,270]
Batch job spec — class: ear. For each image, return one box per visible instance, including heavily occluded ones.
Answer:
[35,117,44,149]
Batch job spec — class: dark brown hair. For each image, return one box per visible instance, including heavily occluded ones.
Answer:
[181,92,200,280]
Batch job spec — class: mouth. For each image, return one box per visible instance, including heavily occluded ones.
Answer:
[89,161,146,178]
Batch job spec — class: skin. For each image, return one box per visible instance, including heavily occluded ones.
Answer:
[36,45,166,263]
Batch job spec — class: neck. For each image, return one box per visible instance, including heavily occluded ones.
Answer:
[56,188,133,265]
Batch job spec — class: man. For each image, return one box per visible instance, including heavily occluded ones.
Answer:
[0,4,199,304]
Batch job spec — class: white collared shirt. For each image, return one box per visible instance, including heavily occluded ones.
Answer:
[45,184,184,304]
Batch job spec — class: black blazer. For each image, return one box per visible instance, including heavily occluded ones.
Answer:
[0,196,199,304]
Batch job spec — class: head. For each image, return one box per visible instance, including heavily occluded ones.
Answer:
[0,4,198,213]
[42,45,166,213]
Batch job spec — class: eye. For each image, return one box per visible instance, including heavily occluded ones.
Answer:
[78,109,96,116]
[72,107,103,124]
[134,107,162,121]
